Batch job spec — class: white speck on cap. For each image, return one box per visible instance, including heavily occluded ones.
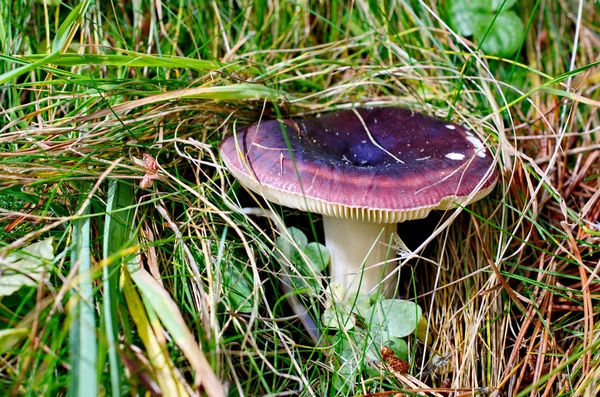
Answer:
[445,153,465,160]
[467,136,487,158]
[445,125,456,130]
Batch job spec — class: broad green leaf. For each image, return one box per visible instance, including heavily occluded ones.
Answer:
[324,282,346,309]
[336,329,382,381]
[475,12,524,57]
[367,320,390,346]
[223,264,254,313]
[335,329,378,362]
[302,242,329,272]
[332,356,357,395]
[281,236,328,293]
[276,227,308,259]
[332,331,368,394]
[0,238,55,297]
[447,0,518,43]
[366,299,422,338]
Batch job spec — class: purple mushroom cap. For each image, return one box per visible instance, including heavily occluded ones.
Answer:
[220,107,497,223]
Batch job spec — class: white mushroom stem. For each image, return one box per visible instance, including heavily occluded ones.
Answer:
[323,216,397,298]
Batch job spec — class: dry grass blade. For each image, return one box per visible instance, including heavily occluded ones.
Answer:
[126,253,225,397]
[122,269,188,396]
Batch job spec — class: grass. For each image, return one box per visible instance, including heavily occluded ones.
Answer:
[1,0,600,396]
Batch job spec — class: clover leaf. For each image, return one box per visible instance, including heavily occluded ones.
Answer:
[474,12,524,57]
[275,226,307,259]
[446,0,524,57]
[302,242,329,273]
[223,263,254,313]
[365,299,422,339]
[447,0,487,36]
[276,227,330,292]
[329,292,424,394]
[322,306,356,330]
[385,337,409,362]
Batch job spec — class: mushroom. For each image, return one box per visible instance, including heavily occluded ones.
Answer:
[220,107,497,298]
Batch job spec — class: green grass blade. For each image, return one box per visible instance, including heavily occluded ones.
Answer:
[102,180,134,397]
[0,52,58,85]
[19,53,228,72]
[69,195,97,397]
[52,1,90,53]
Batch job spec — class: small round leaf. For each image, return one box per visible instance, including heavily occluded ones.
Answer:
[366,299,422,338]
[324,282,346,309]
[223,265,254,313]
[447,0,489,36]
[385,337,409,362]
[335,330,379,363]
[322,306,355,330]
[302,242,330,272]
[276,227,308,259]
[475,12,524,57]
[344,292,372,319]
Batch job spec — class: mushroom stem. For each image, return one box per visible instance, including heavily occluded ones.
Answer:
[323,216,397,298]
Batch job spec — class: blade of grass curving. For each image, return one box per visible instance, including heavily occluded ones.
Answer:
[121,268,187,396]
[102,180,135,397]
[73,83,288,122]
[52,1,90,53]
[0,52,59,86]
[69,195,97,397]
[125,254,225,397]
[18,53,233,72]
